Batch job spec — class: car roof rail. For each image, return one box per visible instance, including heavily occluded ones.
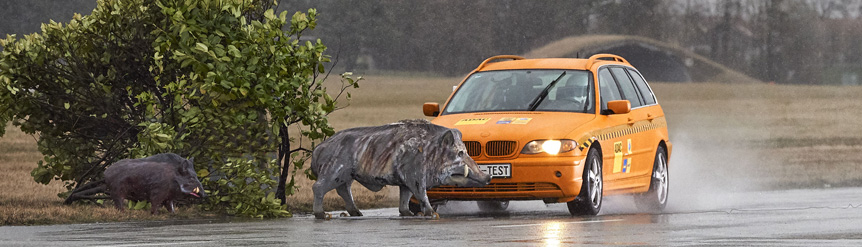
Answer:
[585,54,629,69]
[476,55,526,70]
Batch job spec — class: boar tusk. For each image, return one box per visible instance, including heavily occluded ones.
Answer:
[193,187,200,194]
[464,165,469,177]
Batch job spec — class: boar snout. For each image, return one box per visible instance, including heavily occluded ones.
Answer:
[445,162,491,188]
[471,164,492,186]
[182,185,206,198]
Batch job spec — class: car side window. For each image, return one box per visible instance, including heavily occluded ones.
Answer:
[627,68,657,105]
[598,68,622,111]
[610,67,643,108]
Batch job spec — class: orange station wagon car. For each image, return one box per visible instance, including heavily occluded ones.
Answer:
[421,54,672,215]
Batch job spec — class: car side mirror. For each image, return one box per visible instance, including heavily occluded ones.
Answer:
[606,100,631,114]
[423,102,440,117]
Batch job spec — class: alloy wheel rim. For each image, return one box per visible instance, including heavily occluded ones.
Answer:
[589,158,602,207]
[655,154,668,204]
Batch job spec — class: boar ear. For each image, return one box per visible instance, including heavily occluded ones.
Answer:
[441,130,456,146]
[178,159,192,175]
[188,157,194,163]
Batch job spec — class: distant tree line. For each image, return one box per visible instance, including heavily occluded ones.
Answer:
[5,0,862,84]
[285,0,862,85]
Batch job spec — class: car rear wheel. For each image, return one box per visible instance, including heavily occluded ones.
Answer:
[477,201,509,212]
[635,146,669,212]
[568,149,603,215]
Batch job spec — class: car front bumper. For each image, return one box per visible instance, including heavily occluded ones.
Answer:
[427,155,586,203]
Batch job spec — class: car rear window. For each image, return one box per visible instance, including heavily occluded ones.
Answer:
[627,68,657,105]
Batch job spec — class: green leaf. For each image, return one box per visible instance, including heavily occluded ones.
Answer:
[64,103,70,109]
[195,42,209,53]
[133,201,149,210]
[198,169,209,178]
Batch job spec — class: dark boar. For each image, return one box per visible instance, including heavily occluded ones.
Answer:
[64,153,205,214]
[311,119,491,219]
[104,155,205,214]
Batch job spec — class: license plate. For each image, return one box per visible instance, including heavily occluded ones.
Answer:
[479,164,511,178]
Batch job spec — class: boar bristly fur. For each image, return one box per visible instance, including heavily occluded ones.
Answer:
[311,119,491,219]
[105,156,205,214]
[65,153,205,214]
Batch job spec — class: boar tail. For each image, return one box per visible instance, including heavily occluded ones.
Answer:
[64,179,107,205]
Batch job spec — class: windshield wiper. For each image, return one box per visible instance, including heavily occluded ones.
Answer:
[527,71,566,111]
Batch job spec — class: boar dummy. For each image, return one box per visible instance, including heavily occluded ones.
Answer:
[64,153,205,214]
[311,119,491,219]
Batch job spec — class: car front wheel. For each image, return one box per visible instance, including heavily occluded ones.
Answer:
[568,149,603,215]
[477,201,509,212]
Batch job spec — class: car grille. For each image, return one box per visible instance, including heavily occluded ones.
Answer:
[431,182,560,192]
[463,141,518,157]
[464,141,481,157]
[485,141,517,157]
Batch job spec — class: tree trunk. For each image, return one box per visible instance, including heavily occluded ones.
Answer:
[275,124,290,205]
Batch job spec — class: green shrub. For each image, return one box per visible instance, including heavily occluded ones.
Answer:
[0,0,357,218]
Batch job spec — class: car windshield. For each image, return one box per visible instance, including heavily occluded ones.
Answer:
[442,70,594,114]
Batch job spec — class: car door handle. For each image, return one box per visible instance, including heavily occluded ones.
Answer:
[627,117,635,125]
[647,113,655,121]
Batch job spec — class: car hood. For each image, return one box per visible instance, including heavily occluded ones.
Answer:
[431,112,595,143]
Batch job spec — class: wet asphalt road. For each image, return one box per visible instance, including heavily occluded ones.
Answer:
[3,187,862,246]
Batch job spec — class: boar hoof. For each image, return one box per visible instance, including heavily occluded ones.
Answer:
[339,212,349,217]
[314,212,332,220]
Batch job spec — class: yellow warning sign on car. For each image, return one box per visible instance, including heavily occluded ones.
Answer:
[455,118,491,125]
[511,118,532,124]
[496,117,532,124]
[613,139,632,173]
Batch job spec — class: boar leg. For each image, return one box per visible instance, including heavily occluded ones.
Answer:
[398,186,414,216]
[110,191,126,212]
[149,201,162,215]
[149,195,170,215]
[335,183,362,217]
[312,180,336,219]
[407,184,436,217]
[163,200,176,214]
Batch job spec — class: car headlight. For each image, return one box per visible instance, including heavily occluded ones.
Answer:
[521,139,577,155]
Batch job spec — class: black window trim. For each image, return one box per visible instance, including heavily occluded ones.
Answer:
[625,68,658,106]
[599,64,661,112]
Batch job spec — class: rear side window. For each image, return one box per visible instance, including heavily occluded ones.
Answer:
[627,68,657,105]
[598,68,622,110]
[610,67,643,108]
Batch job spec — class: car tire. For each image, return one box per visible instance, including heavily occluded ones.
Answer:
[635,146,669,213]
[568,149,603,216]
[477,201,509,212]
[408,201,421,215]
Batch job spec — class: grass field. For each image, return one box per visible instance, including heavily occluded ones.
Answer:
[3,74,862,225]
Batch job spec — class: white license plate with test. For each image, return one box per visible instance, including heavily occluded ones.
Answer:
[479,164,511,178]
